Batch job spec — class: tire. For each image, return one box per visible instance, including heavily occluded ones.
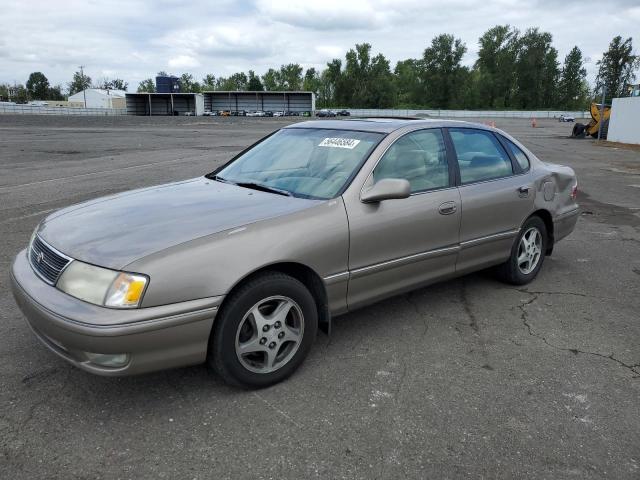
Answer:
[572,123,586,138]
[209,272,318,388]
[496,216,548,285]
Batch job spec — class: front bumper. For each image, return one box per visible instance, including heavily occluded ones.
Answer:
[10,249,222,376]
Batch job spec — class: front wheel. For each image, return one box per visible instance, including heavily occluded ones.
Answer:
[209,272,318,388]
[496,216,547,285]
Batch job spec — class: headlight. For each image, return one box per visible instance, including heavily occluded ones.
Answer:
[57,261,148,309]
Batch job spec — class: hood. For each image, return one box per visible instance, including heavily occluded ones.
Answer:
[38,177,321,269]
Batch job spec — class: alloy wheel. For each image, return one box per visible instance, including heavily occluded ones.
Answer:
[517,227,542,275]
[235,296,304,374]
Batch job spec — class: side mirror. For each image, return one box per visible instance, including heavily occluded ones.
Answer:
[361,178,411,203]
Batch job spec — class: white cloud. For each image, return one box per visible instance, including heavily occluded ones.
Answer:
[255,0,385,30]
[0,0,638,89]
[168,55,201,69]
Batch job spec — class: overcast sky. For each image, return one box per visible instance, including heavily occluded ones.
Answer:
[1,0,639,90]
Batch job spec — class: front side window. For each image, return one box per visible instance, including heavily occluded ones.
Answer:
[213,128,384,199]
[373,129,449,193]
[449,129,513,184]
[504,138,530,172]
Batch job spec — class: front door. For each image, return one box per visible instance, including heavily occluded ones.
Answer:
[345,128,461,310]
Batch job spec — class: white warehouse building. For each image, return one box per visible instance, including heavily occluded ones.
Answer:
[68,89,127,109]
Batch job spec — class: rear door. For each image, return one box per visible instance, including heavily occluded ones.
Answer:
[446,128,534,274]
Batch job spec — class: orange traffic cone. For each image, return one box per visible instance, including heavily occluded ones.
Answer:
[531,117,537,128]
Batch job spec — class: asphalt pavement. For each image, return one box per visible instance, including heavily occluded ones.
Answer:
[0,114,638,479]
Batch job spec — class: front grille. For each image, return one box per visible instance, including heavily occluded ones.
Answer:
[29,235,72,285]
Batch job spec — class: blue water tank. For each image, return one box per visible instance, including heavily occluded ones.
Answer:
[156,76,181,93]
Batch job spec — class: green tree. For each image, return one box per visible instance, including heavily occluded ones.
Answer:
[68,70,92,95]
[215,72,248,90]
[474,25,519,108]
[513,28,559,108]
[179,73,201,92]
[137,78,156,93]
[261,68,280,91]
[13,84,29,103]
[420,34,469,108]
[247,70,263,91]
[302,68,321,95]
[96,78,128,91]
[26,72,50,100]
[595,36,640,100]
[323,59,344,106]
[48,85,65,101]
[333,44,395,108]
[394,59,422,106]
[278,64,303,90]
[557,46,589,109]
[201,74,216,91]
[0,84,9,101]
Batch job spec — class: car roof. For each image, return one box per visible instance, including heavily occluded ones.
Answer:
[285,118,492,134]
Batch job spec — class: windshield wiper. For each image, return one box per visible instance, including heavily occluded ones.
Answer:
[235,182,293,197]
[210,174,236,185]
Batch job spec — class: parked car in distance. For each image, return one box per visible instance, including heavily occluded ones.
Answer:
[219,110,231,116]
[558,114,575,122]
[264,111,274,117]
[183,111,195,116]
[11,119,578,389]
[273,111,285,117]
[336,110,351,116]
[316,109,337,117]
[203,110,214,116]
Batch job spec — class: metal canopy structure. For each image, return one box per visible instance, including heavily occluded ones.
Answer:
[125,93,204,116]
[203,91,315,113]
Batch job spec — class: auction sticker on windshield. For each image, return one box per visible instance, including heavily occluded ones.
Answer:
[318,138,361,149]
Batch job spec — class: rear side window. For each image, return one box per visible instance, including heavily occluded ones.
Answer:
[504,138,530,172]
[449,129,513,184]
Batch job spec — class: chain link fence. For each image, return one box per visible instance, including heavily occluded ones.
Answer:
[343,109,590,119]
[0,103,126,116]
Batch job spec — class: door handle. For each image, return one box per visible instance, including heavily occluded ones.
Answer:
[517,186,530,197]
[438,201,457,215]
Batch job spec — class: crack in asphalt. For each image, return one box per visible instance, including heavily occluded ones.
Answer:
[460,280,480,334]
[516,291,640,377]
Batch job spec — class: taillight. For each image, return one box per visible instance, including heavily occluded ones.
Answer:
[570,182,578,200]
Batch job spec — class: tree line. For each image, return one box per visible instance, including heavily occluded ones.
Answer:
[3,26,638,110]
[137,28,638,110]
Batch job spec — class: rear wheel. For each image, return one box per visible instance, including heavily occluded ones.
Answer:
[209,272,317,388]
[496,216,548,285]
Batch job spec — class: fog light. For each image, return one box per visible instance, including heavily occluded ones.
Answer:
[84,352,129,368]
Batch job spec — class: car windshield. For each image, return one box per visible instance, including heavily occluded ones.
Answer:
[211,128,385,199]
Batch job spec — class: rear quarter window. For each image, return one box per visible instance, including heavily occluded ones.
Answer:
[504,138,530,172]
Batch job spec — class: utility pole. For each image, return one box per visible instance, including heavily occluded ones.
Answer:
[79,65,87,108]
[597,85,606,141]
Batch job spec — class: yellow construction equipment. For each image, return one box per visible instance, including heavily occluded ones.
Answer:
[571,103,611,139]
